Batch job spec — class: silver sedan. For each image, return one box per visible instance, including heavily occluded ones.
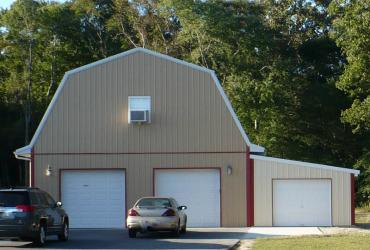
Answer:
[126,197,187,238]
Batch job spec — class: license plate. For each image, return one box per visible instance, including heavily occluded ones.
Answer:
[0,212,14,219]
[145,220,158,227]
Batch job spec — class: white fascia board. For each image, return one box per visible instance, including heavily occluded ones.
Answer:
[250,155,360,176]
[210,71,265,153]
[16,47,263,153]
[14,145,32,160]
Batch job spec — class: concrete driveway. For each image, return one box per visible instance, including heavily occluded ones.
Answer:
[0,227,322,249]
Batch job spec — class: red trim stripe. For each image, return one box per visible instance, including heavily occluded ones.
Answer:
[351,174,355,225]
[246,147,254,226]
[34,151,247,156]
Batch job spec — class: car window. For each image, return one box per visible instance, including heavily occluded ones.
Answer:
[136,198,172,208]
[29,192,40,205]
[44,193,56,206]
[0,191,30,207]
[37,193,48,206]
[171,199,179,208]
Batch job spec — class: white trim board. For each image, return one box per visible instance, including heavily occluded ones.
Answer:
[251,155,360,176]
[14,47,265,159]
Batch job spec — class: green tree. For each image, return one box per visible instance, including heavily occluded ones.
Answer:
[329,0,370,205]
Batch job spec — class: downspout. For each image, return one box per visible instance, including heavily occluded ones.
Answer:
[351,174,355,225]
[30,147,35,187]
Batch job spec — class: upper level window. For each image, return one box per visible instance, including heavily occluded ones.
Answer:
[128,96,151,124]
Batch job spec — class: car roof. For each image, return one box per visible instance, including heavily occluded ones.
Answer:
[137,197,174,200]
[0,187,39,192]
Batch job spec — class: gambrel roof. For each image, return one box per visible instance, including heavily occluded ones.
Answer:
[14,48,265,159]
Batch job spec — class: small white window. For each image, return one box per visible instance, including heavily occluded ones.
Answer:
[128,96,151,124]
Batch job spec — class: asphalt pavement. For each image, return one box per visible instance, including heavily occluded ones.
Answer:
[0,228,245,249]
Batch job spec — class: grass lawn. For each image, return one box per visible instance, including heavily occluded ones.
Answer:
[252,234,370,250]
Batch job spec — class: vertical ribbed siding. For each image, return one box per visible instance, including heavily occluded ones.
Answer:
[254,159,352,226]
[34,152,247,227]
[35,51,246,153]
[32,50,249,227]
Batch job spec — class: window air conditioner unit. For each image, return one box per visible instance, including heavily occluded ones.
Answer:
[130,110,149,123]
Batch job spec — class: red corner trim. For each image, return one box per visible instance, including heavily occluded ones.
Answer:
[246,147,254,226]
[351,174,355,225]
[30,147,35,187]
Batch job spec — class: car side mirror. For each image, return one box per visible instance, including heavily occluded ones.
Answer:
[178,205,187,210]
[56,201,62,207]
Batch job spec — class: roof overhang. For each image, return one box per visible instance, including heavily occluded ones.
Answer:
[250,155,360,176]
[14,145,32,161]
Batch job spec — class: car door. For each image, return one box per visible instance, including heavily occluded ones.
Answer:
[36,192,53,230]
[44,192,62,228]
[29,191,43,225]
[171,199,186,227]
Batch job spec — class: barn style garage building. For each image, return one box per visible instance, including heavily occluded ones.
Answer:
[15,48,359,228]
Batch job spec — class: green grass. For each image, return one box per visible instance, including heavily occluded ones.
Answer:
[252,234,370,250]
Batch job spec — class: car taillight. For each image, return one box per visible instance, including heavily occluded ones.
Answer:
[15,205,35,213]
[162,209,176,217]
[128,209,140,216]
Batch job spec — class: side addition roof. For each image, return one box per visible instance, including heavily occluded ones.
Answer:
[14,48,265,160]
[251,155,360,176]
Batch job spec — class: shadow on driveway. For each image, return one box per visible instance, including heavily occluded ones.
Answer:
[0,229,254,249]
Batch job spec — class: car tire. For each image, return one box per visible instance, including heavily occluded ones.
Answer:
[128,229,137,238]
[180,218,187,234]
[33,224,46,246]
[58,221,69,241]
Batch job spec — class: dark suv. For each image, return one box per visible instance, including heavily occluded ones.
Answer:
[0,187,69,246]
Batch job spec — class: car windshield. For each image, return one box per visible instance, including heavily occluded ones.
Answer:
[0,191,29,207]
[136,198,171,208]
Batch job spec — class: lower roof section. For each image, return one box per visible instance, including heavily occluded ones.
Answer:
[250,154,360,176]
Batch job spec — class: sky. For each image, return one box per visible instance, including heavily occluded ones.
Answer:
[0,0,67,10]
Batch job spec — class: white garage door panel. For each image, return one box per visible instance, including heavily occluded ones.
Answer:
[273,179,331,226]
[155,169,220,227]
[61,170,125,229]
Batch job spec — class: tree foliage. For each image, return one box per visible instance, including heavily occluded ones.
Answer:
[0,0,368,204]
[329,0,370,204]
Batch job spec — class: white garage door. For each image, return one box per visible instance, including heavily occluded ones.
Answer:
[273,179,331,226]
[155,169,220,227]
[61,170,125,228]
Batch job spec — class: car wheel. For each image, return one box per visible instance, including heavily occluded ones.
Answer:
[128,229,137,238]
[58,221,69,241]
[181,222,187,234]
[33,224,46,246]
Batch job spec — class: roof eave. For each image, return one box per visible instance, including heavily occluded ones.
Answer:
[250,155,360,176]
[14,145,32,161]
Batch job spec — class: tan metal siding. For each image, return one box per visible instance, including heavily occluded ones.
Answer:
[254,159,352,226]
[34,153,247,227]
[35,51,245,153]
[32,50,250,227]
